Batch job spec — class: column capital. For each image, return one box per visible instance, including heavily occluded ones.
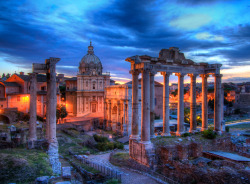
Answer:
[175,73,185,77]
[212,74,223,78]
[199,74,209,78]
[149,71,157,76]
[129,70,140,75]
[187,73,198,78]
[161,72,171,76]
[140,68,150,74]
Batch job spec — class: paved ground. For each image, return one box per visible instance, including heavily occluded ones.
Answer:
[87,152,161,184]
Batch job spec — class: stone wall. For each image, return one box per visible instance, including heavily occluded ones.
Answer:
[129,139,155,168]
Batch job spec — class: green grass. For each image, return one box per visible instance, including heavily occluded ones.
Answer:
[0,148,53,184]
[112,152,129,160]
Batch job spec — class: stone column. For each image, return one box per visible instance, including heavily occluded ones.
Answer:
[48,61,58,147]
[107,100,112,130]
[161,72,171,136]
[176,73,185,136]
[150,72,156,138]
[46,72,50,140]
[141,69,151,143]
[130,70,140,140]
[28,73,37,148]
[189,74,197,133]
[200,74,208,131]
[214,74,222,133]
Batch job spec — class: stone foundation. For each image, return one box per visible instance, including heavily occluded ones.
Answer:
[129,139,155,167]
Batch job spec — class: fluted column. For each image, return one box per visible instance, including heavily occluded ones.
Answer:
[200,74,208,131]
[107,100,112,130]
[161,72,171,136]
[176,73,185,136]
[130,70,140,140]
[141,69,151,143]
[28,73,37,148]
[188,74,197,133]
[150,72,156,138]
[214,74,222,133]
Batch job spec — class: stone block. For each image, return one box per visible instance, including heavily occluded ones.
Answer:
[176,144,188,160]
[62,166,71,179]
[36,176,50,184]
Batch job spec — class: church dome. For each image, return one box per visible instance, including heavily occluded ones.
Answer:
[79,42,103,75]
[80,42,101,64]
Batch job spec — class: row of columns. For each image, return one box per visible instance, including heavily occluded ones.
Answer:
[130,69,223,144]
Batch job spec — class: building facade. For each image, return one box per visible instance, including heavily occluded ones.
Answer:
[66,43,110,117]
[0,72,60,117]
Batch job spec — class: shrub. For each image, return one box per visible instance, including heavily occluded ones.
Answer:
[181,133,190,137]
[93,134,109,143]
[225,126,230,132]
[202,128,217,139]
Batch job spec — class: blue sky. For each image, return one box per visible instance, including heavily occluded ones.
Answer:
[0,0,250,84]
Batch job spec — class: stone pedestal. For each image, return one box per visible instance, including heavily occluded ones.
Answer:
[130,70,140,140]
[200,74,208,131]
[129,139,155,167]
[161,72,171,136]
[28,73,37,148]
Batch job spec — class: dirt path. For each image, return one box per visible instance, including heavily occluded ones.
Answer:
[87,152,161,184]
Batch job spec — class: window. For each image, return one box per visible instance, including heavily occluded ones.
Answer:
[93,83,95,89]
[86,81,88,87]
[41,86,46,91]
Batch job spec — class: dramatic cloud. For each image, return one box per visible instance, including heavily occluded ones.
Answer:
[0,0,249,83]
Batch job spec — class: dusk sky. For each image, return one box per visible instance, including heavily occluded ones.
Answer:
[0,0,250,84]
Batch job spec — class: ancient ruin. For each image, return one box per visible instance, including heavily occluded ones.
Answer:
[31,57,61,174]
[126,47,224,166]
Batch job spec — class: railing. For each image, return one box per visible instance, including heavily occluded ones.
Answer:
[74,155,122,182]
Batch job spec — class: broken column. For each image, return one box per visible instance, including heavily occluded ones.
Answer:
[161,72,171,136]
[28,72,37,148]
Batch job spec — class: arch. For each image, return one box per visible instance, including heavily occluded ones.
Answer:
[0,114,10,124]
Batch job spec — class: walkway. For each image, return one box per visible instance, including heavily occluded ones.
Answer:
[204,151,250,162]
[87,152,161,184]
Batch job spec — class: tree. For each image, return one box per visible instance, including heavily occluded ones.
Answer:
[1,73,5,78]
[56,105,68,123]
[6,73,10,79]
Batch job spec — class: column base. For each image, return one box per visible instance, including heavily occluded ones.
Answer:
[161,132,171,137]
[129,134,140,140]
[214,130,222,135]
[189,129,198,133]
[201,127,208,131]
[176,131,185,136]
